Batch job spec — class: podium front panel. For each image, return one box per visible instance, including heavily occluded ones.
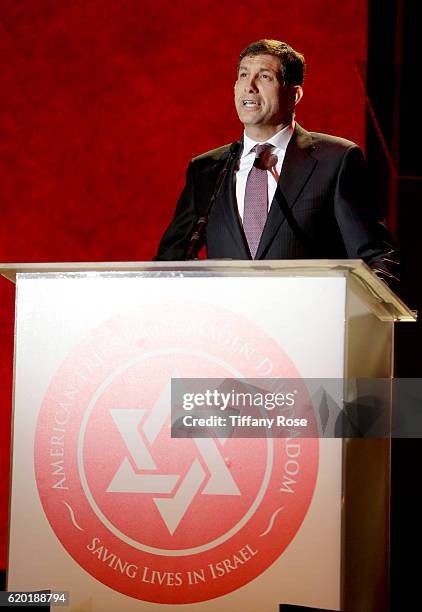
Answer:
[7,271,369,611]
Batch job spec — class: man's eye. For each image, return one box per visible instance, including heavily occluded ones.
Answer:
[239,72,247,78]
[261,74,271,80]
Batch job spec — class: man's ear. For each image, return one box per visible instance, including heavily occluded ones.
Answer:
[291,85,303,108]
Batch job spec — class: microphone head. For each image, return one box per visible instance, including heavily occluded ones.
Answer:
[254,150,278,170]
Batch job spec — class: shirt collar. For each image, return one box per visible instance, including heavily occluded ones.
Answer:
[241,122,295,158]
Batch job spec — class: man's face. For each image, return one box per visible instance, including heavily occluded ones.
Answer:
[234,54,298,136]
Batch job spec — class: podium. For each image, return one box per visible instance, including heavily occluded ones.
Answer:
[0,260,415,611]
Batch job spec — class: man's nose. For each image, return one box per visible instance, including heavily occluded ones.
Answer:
[244,75,259,92]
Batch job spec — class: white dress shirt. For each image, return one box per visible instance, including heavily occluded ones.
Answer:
[235,123,294,221]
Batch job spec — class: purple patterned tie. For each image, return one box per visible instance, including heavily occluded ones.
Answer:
[243,143,273,259]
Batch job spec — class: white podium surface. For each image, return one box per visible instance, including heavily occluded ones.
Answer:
[1,260,415,612]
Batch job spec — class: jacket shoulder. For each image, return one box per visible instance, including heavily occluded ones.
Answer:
[192,143,233,163]
[309,131,360,152]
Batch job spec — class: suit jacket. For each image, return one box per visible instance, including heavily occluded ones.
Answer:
[155,124,398,279]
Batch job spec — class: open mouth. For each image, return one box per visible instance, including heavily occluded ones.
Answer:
[242,100,260,108]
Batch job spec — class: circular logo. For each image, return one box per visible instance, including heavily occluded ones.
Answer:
[34,302,318,603]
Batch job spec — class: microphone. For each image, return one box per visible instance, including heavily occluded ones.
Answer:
[185,141,241,261]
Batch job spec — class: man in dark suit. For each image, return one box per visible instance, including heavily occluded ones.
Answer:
[155,39,398,282]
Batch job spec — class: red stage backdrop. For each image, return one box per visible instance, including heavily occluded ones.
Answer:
[0,0,367,568]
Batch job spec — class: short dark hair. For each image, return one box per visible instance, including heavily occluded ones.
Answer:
[238,39,305,87]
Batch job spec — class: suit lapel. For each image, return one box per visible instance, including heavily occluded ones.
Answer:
[214,140,250,258]
[256,124,317,259]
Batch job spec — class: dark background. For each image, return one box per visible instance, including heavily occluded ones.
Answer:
[0,1,420,610]
[367,2,422,610]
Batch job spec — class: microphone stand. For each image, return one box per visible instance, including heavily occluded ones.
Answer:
[185,141,240,260]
